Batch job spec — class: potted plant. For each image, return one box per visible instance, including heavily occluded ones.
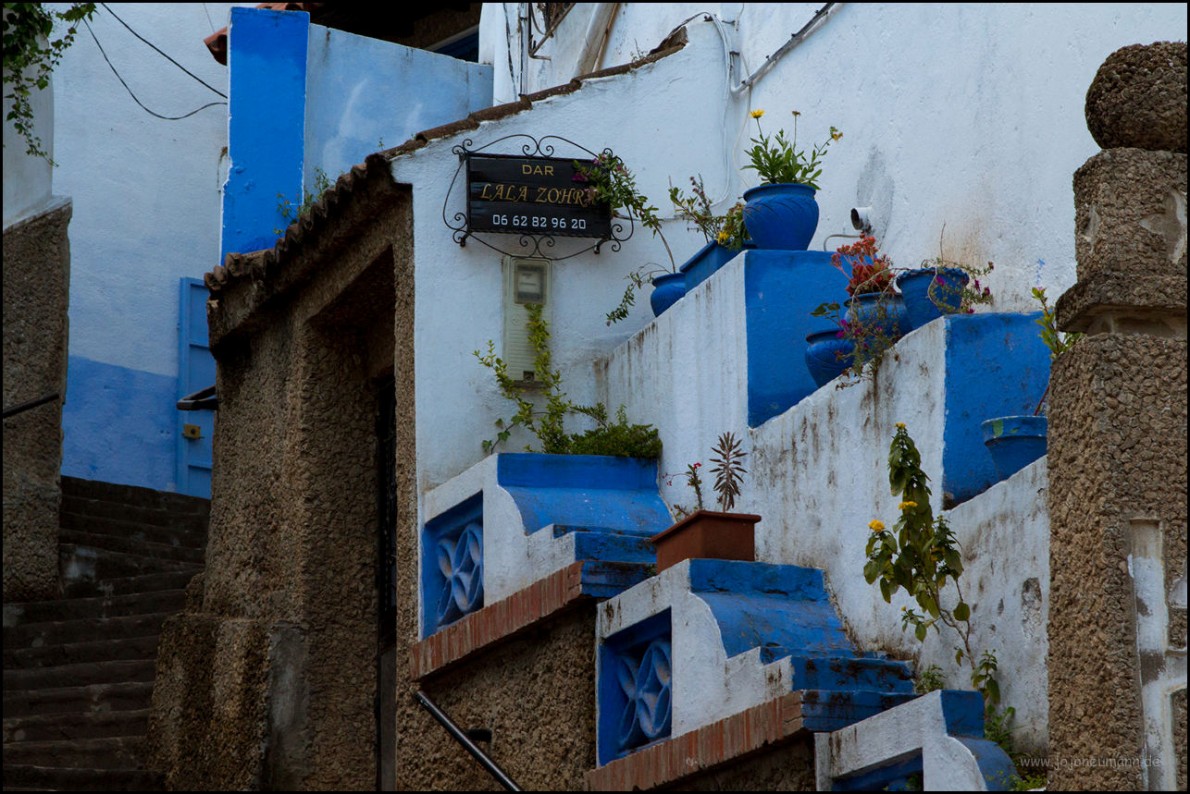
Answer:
[651,432,759,573]
[741,109,842,250]
[895,228,995,330]
[576,152,683,323]
[668,174,749,291]
[808,236,907,384]
[981,287,1081,480]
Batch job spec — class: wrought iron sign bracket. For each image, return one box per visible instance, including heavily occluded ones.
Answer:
[441,134,633,261]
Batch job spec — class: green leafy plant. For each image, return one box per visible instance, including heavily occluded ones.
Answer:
[709,431,747,511]
[274,167,333,234]
[474,303,660,458]
[3,2,96,163]
[864,423,999,705]
[915,664,946,695]
[743,108,842,189]
[577,150,680,326]
[864,423,1049,780]
[665,431,748,518]
[1031,286,1082,416]
[668,174,747,250]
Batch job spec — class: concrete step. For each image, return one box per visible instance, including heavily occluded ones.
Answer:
[4,633,160,669]
[59,495,208,530]
[60,570,197,600]
[4,709,150,743]
[2,735,147,770]
[3,659,156,691]
[60,476,209,515]
[60,544,202,588]
[59,512,207,551]
[2,764,163,791]
[4,589,186,628]
[59,528,206,565]
[3,681,153,719]
[4,612,170,649]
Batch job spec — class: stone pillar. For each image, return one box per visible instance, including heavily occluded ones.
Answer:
[3,199,72,602]
[1048,42,1187,791]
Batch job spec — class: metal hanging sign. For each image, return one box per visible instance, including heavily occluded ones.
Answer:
[467,154,610,238]
[442,134,632,261]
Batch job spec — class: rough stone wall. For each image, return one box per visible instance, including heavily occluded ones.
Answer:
[2,200,71,602]
[149,167,410,789]
[398,609,598,791]
[670,739,815,791]
[1048,41,1188,791]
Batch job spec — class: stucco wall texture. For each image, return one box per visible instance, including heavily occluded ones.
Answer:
[149,162,410,789]
[3,200,71,601]
[400,610,599,791]
[1046,41,1187,792]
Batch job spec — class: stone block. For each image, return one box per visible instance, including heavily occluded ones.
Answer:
[1086,42,1187,153]
[1046,334,1187,790]
[1073,148,1187,293]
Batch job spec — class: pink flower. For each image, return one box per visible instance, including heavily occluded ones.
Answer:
[935,275,945,284]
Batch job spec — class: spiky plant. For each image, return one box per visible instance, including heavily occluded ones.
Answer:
[709,432,747,511]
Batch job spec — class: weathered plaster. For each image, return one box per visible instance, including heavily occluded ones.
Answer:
[3,199,72,601]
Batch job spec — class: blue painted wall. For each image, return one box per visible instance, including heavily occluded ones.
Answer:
[942,313,1050,504]
[744,250,851,426]
[220,9,493,262]
[303,24,492,194]
[221,7,309,260]
[62,356,178,491]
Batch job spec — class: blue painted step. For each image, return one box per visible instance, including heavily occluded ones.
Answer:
[498,454,672,537]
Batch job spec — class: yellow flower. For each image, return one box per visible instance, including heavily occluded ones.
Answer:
[717,230,730,244]
[830,127,844,141]
[750,109,765,119]
[895,422,906,429]
[869,519,885,533]
[899,501,917,510]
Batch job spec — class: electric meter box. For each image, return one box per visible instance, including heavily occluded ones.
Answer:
[502,256,550,384]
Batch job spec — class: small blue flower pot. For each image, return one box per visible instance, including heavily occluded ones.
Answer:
[649,271,687,317]
[804,329,855,388]
[896,267,969,331]
[982,415,1048,481]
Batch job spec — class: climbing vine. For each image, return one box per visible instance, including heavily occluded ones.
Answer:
[2,3,96,162]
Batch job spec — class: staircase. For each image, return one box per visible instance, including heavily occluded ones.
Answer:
[3,477,208,791]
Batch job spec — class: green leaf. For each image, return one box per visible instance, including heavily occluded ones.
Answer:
[953,601,970,622]
[914,622,927,642]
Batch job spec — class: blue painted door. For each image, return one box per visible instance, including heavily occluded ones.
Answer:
[177,278,215,497]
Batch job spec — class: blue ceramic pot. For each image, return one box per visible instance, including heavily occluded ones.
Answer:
[804,328,855,388]
[982,415,1047,481]
[649,271,687,317]
[742,183,818,251]
[679,241,749,291]
[844,292,909,342]
[896,267,969,331]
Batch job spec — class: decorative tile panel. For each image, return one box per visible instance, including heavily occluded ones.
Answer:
[421,492,483,636]
[598,610,672,764]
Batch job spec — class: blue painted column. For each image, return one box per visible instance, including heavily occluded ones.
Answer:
[942,313,1050,504]
[221,7,309,260]
[744,250,850,426]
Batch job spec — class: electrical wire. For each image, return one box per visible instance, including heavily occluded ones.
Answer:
[83,18,227,121]
[99,3,227,99]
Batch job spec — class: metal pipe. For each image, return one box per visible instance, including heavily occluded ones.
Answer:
[413,690,521,791]
[739,2,841,90]
[2,392,60,420]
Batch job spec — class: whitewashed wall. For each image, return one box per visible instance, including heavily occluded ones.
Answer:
[391,20,732,492]
[3,58,55,229]
[50,2,243,375]
[481,3,1188,310]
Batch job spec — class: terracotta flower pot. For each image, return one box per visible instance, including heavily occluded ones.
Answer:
[650,510,760,573]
